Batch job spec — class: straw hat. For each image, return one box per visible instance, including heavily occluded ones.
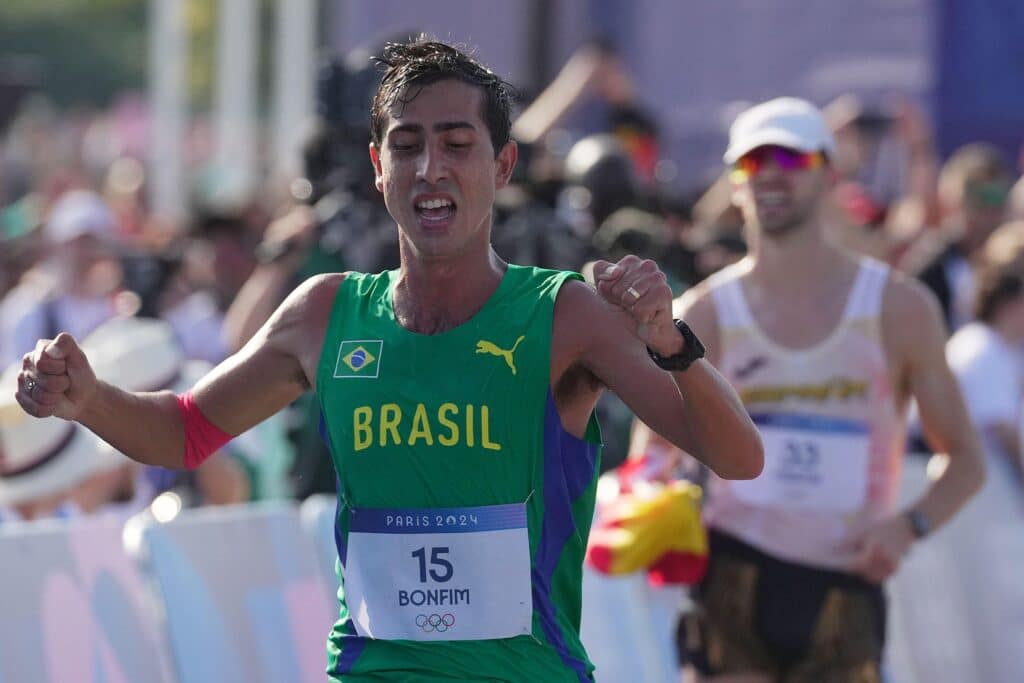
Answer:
[0,365,120,506]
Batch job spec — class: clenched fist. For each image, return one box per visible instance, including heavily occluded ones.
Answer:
[15,333,98,422]
[590,255,683,357]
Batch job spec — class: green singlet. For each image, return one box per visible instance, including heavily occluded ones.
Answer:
[316,265,602,682]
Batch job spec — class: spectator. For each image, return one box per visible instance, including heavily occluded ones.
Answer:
[947,236,1024,480]
[909,143,1013,331]
[0,189,127,367]
[940,248,1024,682]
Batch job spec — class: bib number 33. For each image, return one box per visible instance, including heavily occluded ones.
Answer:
[733,415,870,512]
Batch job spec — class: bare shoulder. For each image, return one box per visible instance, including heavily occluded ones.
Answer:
[673,277,718,330]
[881,267,947,358]
[554,277,605,317]
[552,276,647,378]
[249,272,350,387]
[552,278,615,351]
[673,273,728,364]
[882,268,945,334]
[270,272,349,333]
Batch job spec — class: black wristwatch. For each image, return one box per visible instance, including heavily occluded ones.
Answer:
[905,508,931,539]
[647,319,706,372]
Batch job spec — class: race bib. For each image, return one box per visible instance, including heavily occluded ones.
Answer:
[343,503,533,641]
[732,414,870,512]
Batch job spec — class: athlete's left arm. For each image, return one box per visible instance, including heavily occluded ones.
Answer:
[895,276,985,513]
[852,274,985,583]
[556,256,763,480]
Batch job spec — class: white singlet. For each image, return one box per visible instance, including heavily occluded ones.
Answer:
[703,258,908,570]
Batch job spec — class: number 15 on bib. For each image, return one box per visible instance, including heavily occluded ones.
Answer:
[342,503,533,641]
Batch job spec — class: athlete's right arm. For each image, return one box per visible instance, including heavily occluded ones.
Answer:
[15,274,345,469]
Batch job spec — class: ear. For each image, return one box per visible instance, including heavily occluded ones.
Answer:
[369,143,384,194]
[494,141,518,190]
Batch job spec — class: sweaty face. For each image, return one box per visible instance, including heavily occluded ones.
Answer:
[370,79,516,262]
[731,145,830,239]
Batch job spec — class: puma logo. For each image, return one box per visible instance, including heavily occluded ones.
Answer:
[475,335,526,375]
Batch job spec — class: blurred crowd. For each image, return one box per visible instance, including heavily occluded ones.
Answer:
[1,40,1023,537]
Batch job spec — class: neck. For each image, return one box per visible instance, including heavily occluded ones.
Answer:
[747,221,854,297]
[393,243,507,335]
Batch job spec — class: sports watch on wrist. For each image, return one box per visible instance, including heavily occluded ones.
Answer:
[905,508,931,539]
[647,319,706,372]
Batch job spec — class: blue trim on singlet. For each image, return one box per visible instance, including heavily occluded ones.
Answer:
[323,393,599,680]
[750,412,870,435]
[532,391,598,682]
[333,634,367,676]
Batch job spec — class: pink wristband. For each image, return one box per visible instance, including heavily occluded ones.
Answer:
[175,391,233,470]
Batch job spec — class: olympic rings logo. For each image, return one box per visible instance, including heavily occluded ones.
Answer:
[415,613,455,633]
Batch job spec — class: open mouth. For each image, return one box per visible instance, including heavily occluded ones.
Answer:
[754,191,790,208]
[414,197,457,227]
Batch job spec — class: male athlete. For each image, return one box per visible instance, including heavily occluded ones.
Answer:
[15,39,762,682]
[676,97,984,682]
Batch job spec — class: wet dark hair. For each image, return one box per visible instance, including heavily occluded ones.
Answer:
[369,38,514,156]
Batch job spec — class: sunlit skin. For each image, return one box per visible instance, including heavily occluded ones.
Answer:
[730,146,834,240]
[369,79,517,267]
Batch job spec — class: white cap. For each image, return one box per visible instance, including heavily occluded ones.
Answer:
[43,190,116,244]
[723,97,836,165]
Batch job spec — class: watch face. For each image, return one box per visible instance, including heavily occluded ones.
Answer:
[648,320,705,371]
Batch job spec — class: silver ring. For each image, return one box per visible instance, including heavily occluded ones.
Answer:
[25,377,37,393]
[625,286,641,301]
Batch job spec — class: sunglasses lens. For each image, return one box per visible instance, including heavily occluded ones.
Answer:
[773,148,809,170]
[736,155,760,177]
[735,147,820,177]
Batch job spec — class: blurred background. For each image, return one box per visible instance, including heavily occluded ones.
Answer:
[1,1,1024,682]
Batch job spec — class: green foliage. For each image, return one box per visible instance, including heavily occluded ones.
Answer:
[0,0,304,112]
[0,0,148,108]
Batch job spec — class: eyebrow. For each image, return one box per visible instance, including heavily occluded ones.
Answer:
[389,121,477,135]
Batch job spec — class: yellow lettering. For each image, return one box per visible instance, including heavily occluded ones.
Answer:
[437,403,459,446]
[481,405,501,451]
[380,404,402,446]
[465,404,475,448]
[408,403,435,446]
[834,379,867,400]
[353,406,373,452]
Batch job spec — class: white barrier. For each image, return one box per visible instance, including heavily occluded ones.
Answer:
[3,479,1019,683]
[0,515,175,683]
[886,453,1024,683]
[129,502,336,683]
[299,493,341,609]
[580,569,685,683]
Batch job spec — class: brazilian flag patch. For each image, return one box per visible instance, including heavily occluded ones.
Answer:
[333,340,383,378]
